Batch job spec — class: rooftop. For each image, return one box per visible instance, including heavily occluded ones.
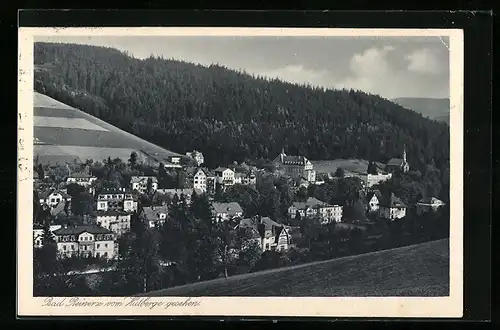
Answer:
[38,189,71,200]
[68,173,95,179]
[96,210,132,216]
[142,205,169,219]
[130,176,158,183]
[211,202,243,215]
[214,167,233,173]
[366,190,382,201]
[417,197,445,205]
[386,158,404,166]
[53,225,113,236]
[157,188,203,196]
[379,194,407,208]
[238,217,286,239]
[291,197,332,210]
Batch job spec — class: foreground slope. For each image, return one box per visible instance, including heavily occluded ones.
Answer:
[34,92,181,165]
[142,239,449,297]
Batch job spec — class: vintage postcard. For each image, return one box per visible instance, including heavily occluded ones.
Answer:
[17,27,463,318]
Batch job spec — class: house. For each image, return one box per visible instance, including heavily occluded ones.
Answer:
[206,175,218,195]
[214,167,235,186]
[366,190,382,212]
[192,168,207,192]
[52,225,117,259]
[156,188,202,205]
[378,193,407,220]
[130,176,158,194]
[168,156,182,166]
[288,197,343,224]
[357,172,393,188]
[185,150,204,166]
[386,145,410,173]
[234,171,257,186]
[96,210,131,237]
[237,217,291,252]
[234,172,244,185]
[416,197,446,215]
[66,173,97,193]
[33,224,62,248]
[38,189,72,208]
[211,202,244,222]
[243,172,257,186]
[273,149,316,182]
[141,205,169,228]
[97,189,137,212]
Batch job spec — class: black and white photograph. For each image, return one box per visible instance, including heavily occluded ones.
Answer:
[17,27,464,318]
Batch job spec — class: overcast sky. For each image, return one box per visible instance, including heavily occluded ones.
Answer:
[35,35,450,99]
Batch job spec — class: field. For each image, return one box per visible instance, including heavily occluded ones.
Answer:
[33,92,182,165]
[311,159,385,175]
[143,239,449,297]
[34,116,110,131]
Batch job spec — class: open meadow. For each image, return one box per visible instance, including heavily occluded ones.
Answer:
[33,92,182,165]
[311,159,386,175]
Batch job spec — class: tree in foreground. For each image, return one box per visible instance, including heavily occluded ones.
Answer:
[334,167,345,178]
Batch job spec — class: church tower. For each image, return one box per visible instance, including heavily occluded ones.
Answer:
[280,148,286,162]
[402,145,409,172]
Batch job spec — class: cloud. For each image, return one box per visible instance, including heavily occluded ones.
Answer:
[333,46,402,97]
[246,44,448,99]
[405,48,442,74]
[259,65,330,86]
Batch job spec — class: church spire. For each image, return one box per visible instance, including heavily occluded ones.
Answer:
[403,144,407,163]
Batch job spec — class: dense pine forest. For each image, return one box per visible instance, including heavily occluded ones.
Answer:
[33,42,449,175]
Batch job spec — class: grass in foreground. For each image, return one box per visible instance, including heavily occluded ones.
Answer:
[142,239,449,297]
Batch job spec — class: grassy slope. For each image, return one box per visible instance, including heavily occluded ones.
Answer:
[311,159,386,175]
[142,239,449,297]
[34,92,182,164]
[391,97,450,124]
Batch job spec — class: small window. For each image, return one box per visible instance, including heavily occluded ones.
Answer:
[63,245,66,250]
[71,245,74,250]
[96,252,100,258]
[105,243,108,248]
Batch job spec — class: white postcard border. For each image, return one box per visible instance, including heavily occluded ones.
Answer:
[17,27,463,318]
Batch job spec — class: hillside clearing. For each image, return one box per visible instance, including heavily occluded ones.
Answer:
[34,92,77,110]
[142,239,449,297]
[311,159,385,175]
[34,116,109,131]
[33,92,182,165]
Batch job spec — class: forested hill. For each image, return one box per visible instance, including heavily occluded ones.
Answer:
[34,42,450,172]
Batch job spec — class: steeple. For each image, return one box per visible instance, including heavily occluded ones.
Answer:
[403,145,407,163]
